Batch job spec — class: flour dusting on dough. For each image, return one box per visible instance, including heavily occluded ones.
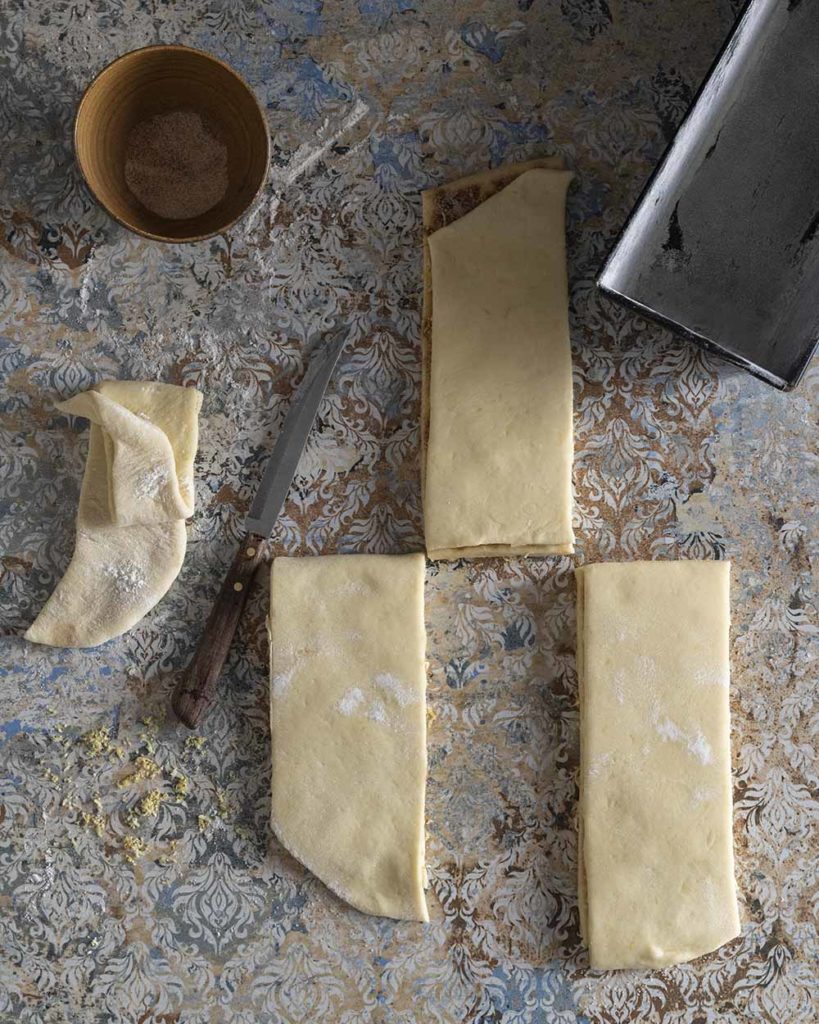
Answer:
[693,665,729,688]
[692,785,718,806]
[104,561,147,596]
[688,731,713,765]
[656,715,713,765]
[367,700,387,724]
[272,666,295,698]
[334,580,367,596]
[337,688,364,715]
[134,463,170,499]
[656,716,684,744]
[374,672,417,706]
[611,669,626,705]
[587,752,613,778]
[635,655,657,682]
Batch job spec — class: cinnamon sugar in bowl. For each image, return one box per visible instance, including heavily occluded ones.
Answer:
[75,45,270,243]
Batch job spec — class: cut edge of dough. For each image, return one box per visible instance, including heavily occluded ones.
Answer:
[428,542,574,561]
[269,813,430,924]
[575,567,588,946]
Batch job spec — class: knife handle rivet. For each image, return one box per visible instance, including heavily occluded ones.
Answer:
[246,546,256,558]
[233,582,244,592]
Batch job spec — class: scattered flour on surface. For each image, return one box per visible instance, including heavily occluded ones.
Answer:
[270,98,370,189]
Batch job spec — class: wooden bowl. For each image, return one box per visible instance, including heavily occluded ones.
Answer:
[75,45,270,243]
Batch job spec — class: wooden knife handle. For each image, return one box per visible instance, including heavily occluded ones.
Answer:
[172,532,267,729]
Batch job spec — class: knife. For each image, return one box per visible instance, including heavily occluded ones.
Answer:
[172,329,348,729]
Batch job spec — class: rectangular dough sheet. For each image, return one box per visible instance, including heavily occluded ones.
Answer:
[269,553,428,922]
[576,560,740,969]
[422,160,574,559]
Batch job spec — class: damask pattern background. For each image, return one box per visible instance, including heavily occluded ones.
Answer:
[0,1,816,1022]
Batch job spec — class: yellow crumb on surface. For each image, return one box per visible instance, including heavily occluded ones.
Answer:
[197,815,210,832]
[81,728,124,759]
[117,755,161,788]
[135,790,165,818]
[185,735,205,751]
[215,788,228,815]
[79,811,106,836]
[122,835,146,863]
[173,775,188,797]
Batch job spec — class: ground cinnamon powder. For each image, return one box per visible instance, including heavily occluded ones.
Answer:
[124,110,229,220]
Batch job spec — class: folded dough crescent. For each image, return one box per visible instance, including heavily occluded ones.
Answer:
[269,553,428,922]
[576,560,740,969]
[422,160,574,559]
[25,381,202,649]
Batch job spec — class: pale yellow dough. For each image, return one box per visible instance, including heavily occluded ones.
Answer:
[25,381,202,649]
[576,560,740,969]
[424,168,574,559]
[269,554,428,922]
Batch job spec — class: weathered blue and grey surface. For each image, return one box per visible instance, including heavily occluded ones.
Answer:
[1,2,816,1022]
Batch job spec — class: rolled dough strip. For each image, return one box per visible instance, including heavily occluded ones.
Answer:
[422,161,574,559]
[576,560,740,969]
[269,553,428,922]
[25,381,202,649]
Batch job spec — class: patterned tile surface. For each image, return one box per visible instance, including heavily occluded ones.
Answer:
[1,1,816,1022]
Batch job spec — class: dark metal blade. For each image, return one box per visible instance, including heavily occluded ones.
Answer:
[245,330,347,537]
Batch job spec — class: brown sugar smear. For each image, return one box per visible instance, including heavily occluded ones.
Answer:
[124,109,229,220]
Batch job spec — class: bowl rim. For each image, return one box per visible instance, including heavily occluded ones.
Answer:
[74,43,271,244]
